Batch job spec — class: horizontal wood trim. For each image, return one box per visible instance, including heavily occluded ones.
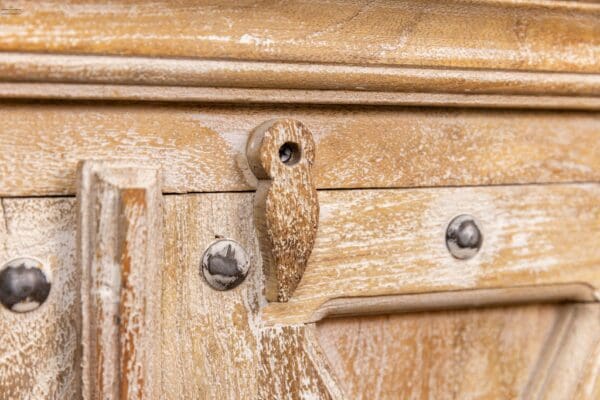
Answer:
[262,183,600,324]
[0,1,598,73]
[0,53,599,98]
[0,103,599,196]
[310,284,596,323]
[2,83,600,111]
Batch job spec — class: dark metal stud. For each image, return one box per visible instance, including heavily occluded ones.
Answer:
[201,239,250,290]
[0,257,51,313]
[446,215,483,260]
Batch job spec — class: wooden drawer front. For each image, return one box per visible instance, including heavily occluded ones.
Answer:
[2,183,599,398]
[0,103,598,196]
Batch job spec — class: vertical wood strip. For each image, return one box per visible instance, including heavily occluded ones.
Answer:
[78,161,163,400]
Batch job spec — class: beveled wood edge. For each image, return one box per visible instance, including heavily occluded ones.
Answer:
[78,160,163,399]
[2,82,600,110]
[0,53,599,102]
[304,283,598,324]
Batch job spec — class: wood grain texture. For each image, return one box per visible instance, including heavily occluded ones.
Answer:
[1,53,599,98]
[0,198,80,399]
[263,183,600,324]
[78,162,163,400]
[0,190,597,398]
[0,103,598,196]
[523,304,600,399]
[247,119,319,302]
[316,304,600,400]
[3,83,600,110]
[161,193,342,399]
[0,1,598,73]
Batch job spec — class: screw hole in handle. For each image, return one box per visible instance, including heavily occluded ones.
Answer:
[279,142,301,166]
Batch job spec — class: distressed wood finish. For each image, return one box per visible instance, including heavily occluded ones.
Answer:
[0,1,598,73]
[161,193,342,399]
[316,304,600,400]
[78,162,163,400]
[263,183,600,324]
[0,198,80,399]
[0,103,599,197]
[247,119,319,302]
[523,304,600,399]
[1,53,599,97]
[0,190,598,398]
[3,83,600,110]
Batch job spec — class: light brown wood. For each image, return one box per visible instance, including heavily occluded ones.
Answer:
[0,1,598,73]
[1,53,599,97]
[263,183,600,324]
[316,303,600,400]
[523,304,600,399]
[2,83,600,110]
[0,197,81,399]
[1,190,598,398]
[78,162,163,400]
[0,103,598,197]
[247,119,319,302]
[161,192,342,399]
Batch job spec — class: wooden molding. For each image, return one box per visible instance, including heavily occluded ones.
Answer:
[0,53,599,98]
[78,161,163,400]
[0,1,598,73]
[1,83,600,110]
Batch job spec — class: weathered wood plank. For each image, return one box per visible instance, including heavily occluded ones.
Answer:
[263,183,600,324]
[0,103,598,196]
[78,162,163,400]
[316,304,600,400]
[0,1,598,73]
[0,198,81,399]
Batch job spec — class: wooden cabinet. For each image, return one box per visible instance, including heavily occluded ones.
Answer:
[0,1,598,399]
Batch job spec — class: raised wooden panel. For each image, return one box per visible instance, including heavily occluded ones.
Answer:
[0,198,80,399]
[0,1,598,73]
[316,304,600,399]
[0,103,598,196]
[264,183,600,324]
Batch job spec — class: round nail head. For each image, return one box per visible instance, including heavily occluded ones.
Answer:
[446,215,483,260]
[201,239,250,290]
[0,257,51,313]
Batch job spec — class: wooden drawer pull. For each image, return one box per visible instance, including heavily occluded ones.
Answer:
[246,119,319,302]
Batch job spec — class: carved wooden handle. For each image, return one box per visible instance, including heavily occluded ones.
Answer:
[247,119,319,302]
